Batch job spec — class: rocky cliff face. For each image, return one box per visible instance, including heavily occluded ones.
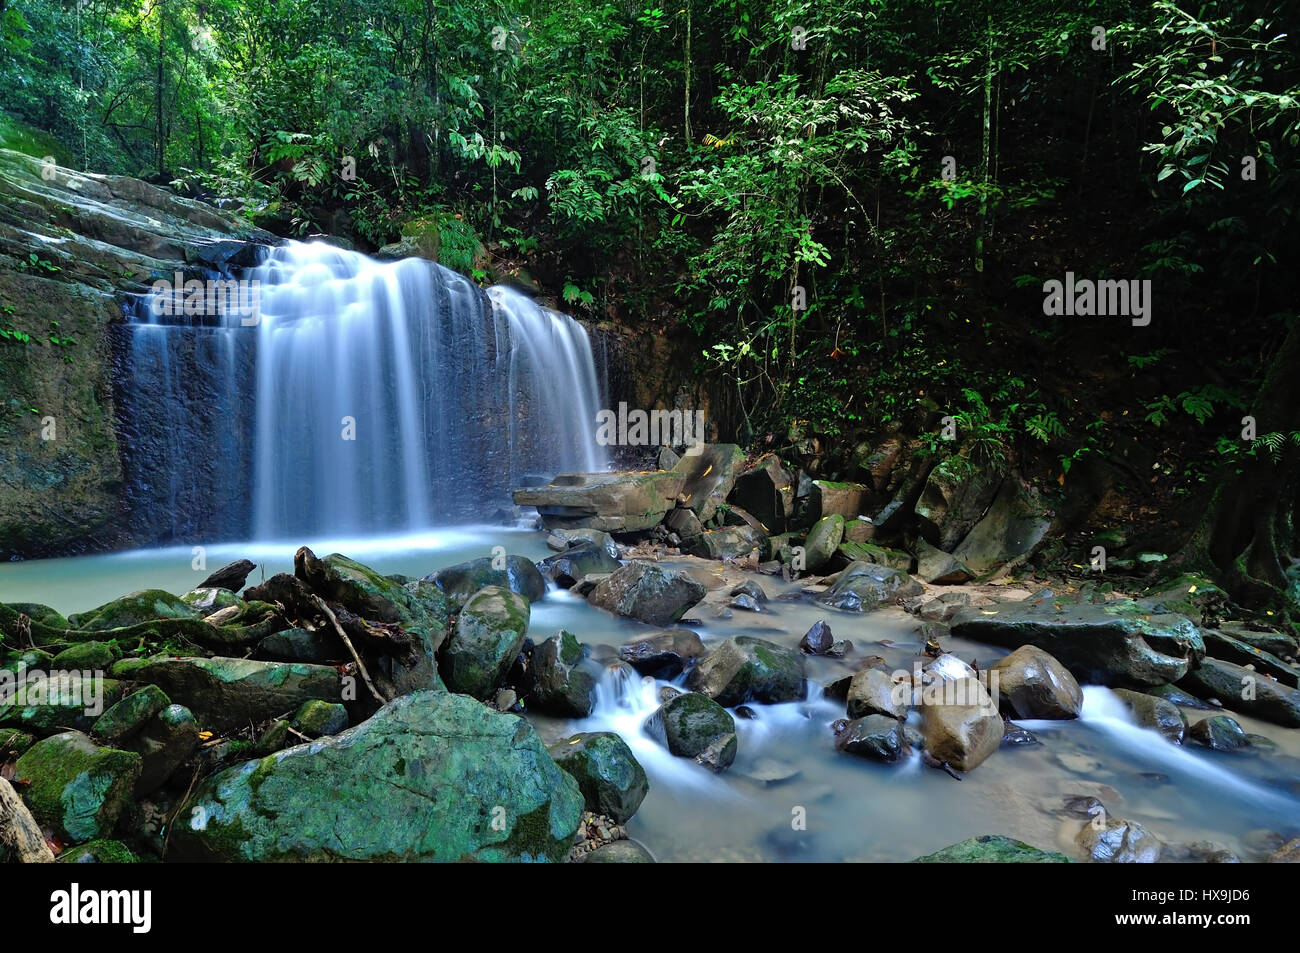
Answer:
[0,149,274,558]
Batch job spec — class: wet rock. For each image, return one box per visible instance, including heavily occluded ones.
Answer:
[951,599,1203,687]
[1161,841,1240,863]
[920,677,1002,772]
[912,834,1070,863]
[666,506,705,539]
[13,731,141,842]
[729,593,763,612]
[1266,838,1300,863]
[827,640,852,658]
[546,528,620,559]
[989,645,1083,720]
[822,675,853,701]
[1200,629,1298,687]
[737,756,799,785]
[833,714,908,763]
[617,628,705,678]
[548,731,648,823]
[538,542,620,589]
[580,839,656,863]
[1188,715,1250,751]
[1147,684,1215,710]
[1077,817,1163,863]
[181,587,244,616]
[846,667,906,720]
[256,626,344,663]
[803,515,845,572]
[70,590,200,631]
[814,560,922,613]
[441,586,530,701]
[685,636,806,706]
[197,559,257,592]
[114,656,341,733]
[1111,689,1187,744]
[915,539,974,585]
[730,580,768,603]
[643,692,737,772]
[1002,721,1041,746]
[170,691,582,861]
[949,480,1055,576]
[916,591,972,622]
[530,631,598,717]
[799,620,834,655]
[588,561,706,626]
[1178,656,1300,727]
[422,554,546,605]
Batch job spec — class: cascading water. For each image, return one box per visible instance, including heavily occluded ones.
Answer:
[122,240,607,543]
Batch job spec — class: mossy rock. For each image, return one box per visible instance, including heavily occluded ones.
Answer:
[644,691,738,771]
[0,676,126,736]
[912,834,1070,863]
[292,700,349,738]
[57,839,139,863]
[52,640,121,670]
[3,648,54,673]
[0,726,35,757]
[548,731,649,823]
[92,684,170,745]
[69,590,200,632]
[441,586,530,700]
[13,731,142,842]
[685,636,806,707]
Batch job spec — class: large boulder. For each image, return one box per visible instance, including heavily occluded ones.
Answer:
[913,456,1002,550]
[423,555,547,605]
[672,444,744,523]
[587,562,706,626]
[686,636,806,706]
[814,560,922,613]
[920,677,1002,772]
[123,703,199,796]
[13,731,141,842]
[530,631,598,717]
[1111,689,1187,744]
[643,692,737,772]
[513,471,685,532]
[803,515,844,572]
[537,543,620,589]
[950,599,1203,688]
[950,481,1054,575]
[548,732,649,823]
[810,480,868,520]
[441,586,530,700]
[989,645,1083,720]
[69,590,199,631]
[170,692,582,861]
[729,453,795,532]
[618,628,706,678]
[0,673,126,737]
[113,656,342,732]
[915,539,973,585]
[1178,656,1300,727]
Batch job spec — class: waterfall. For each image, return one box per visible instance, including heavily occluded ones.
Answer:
[123,240,607,544]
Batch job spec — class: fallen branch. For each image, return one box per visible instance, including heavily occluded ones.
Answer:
[310,595,387,706]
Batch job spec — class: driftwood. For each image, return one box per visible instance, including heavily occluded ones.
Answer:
[245,573,412,660]
[309,595,387,705]
[198,558,258,592]
[0,778,54,863]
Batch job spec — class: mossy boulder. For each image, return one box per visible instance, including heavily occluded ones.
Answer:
[125,704,199,795]
[115,656,342,732]
[5,603,70,631]
[441,586,530,700]
[170,691,582,862]
[529,631,598,717]
[0,726,34,757]
[92,684,170,745]
[13,731,141,842]
[69,590,200,632]
[256,627,344,663]
[51,641,120,671]
[0,674,125,736]
[291,700,349,738]
[913,834,1070,863]
[548,731,649,823]
[803,515,845,572]
[424,555,547,605]
[686,636,806,707]
[538,542,620,589]
[644,691,737,771]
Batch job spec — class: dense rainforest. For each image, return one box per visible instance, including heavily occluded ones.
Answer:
[2,0,1299,621]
